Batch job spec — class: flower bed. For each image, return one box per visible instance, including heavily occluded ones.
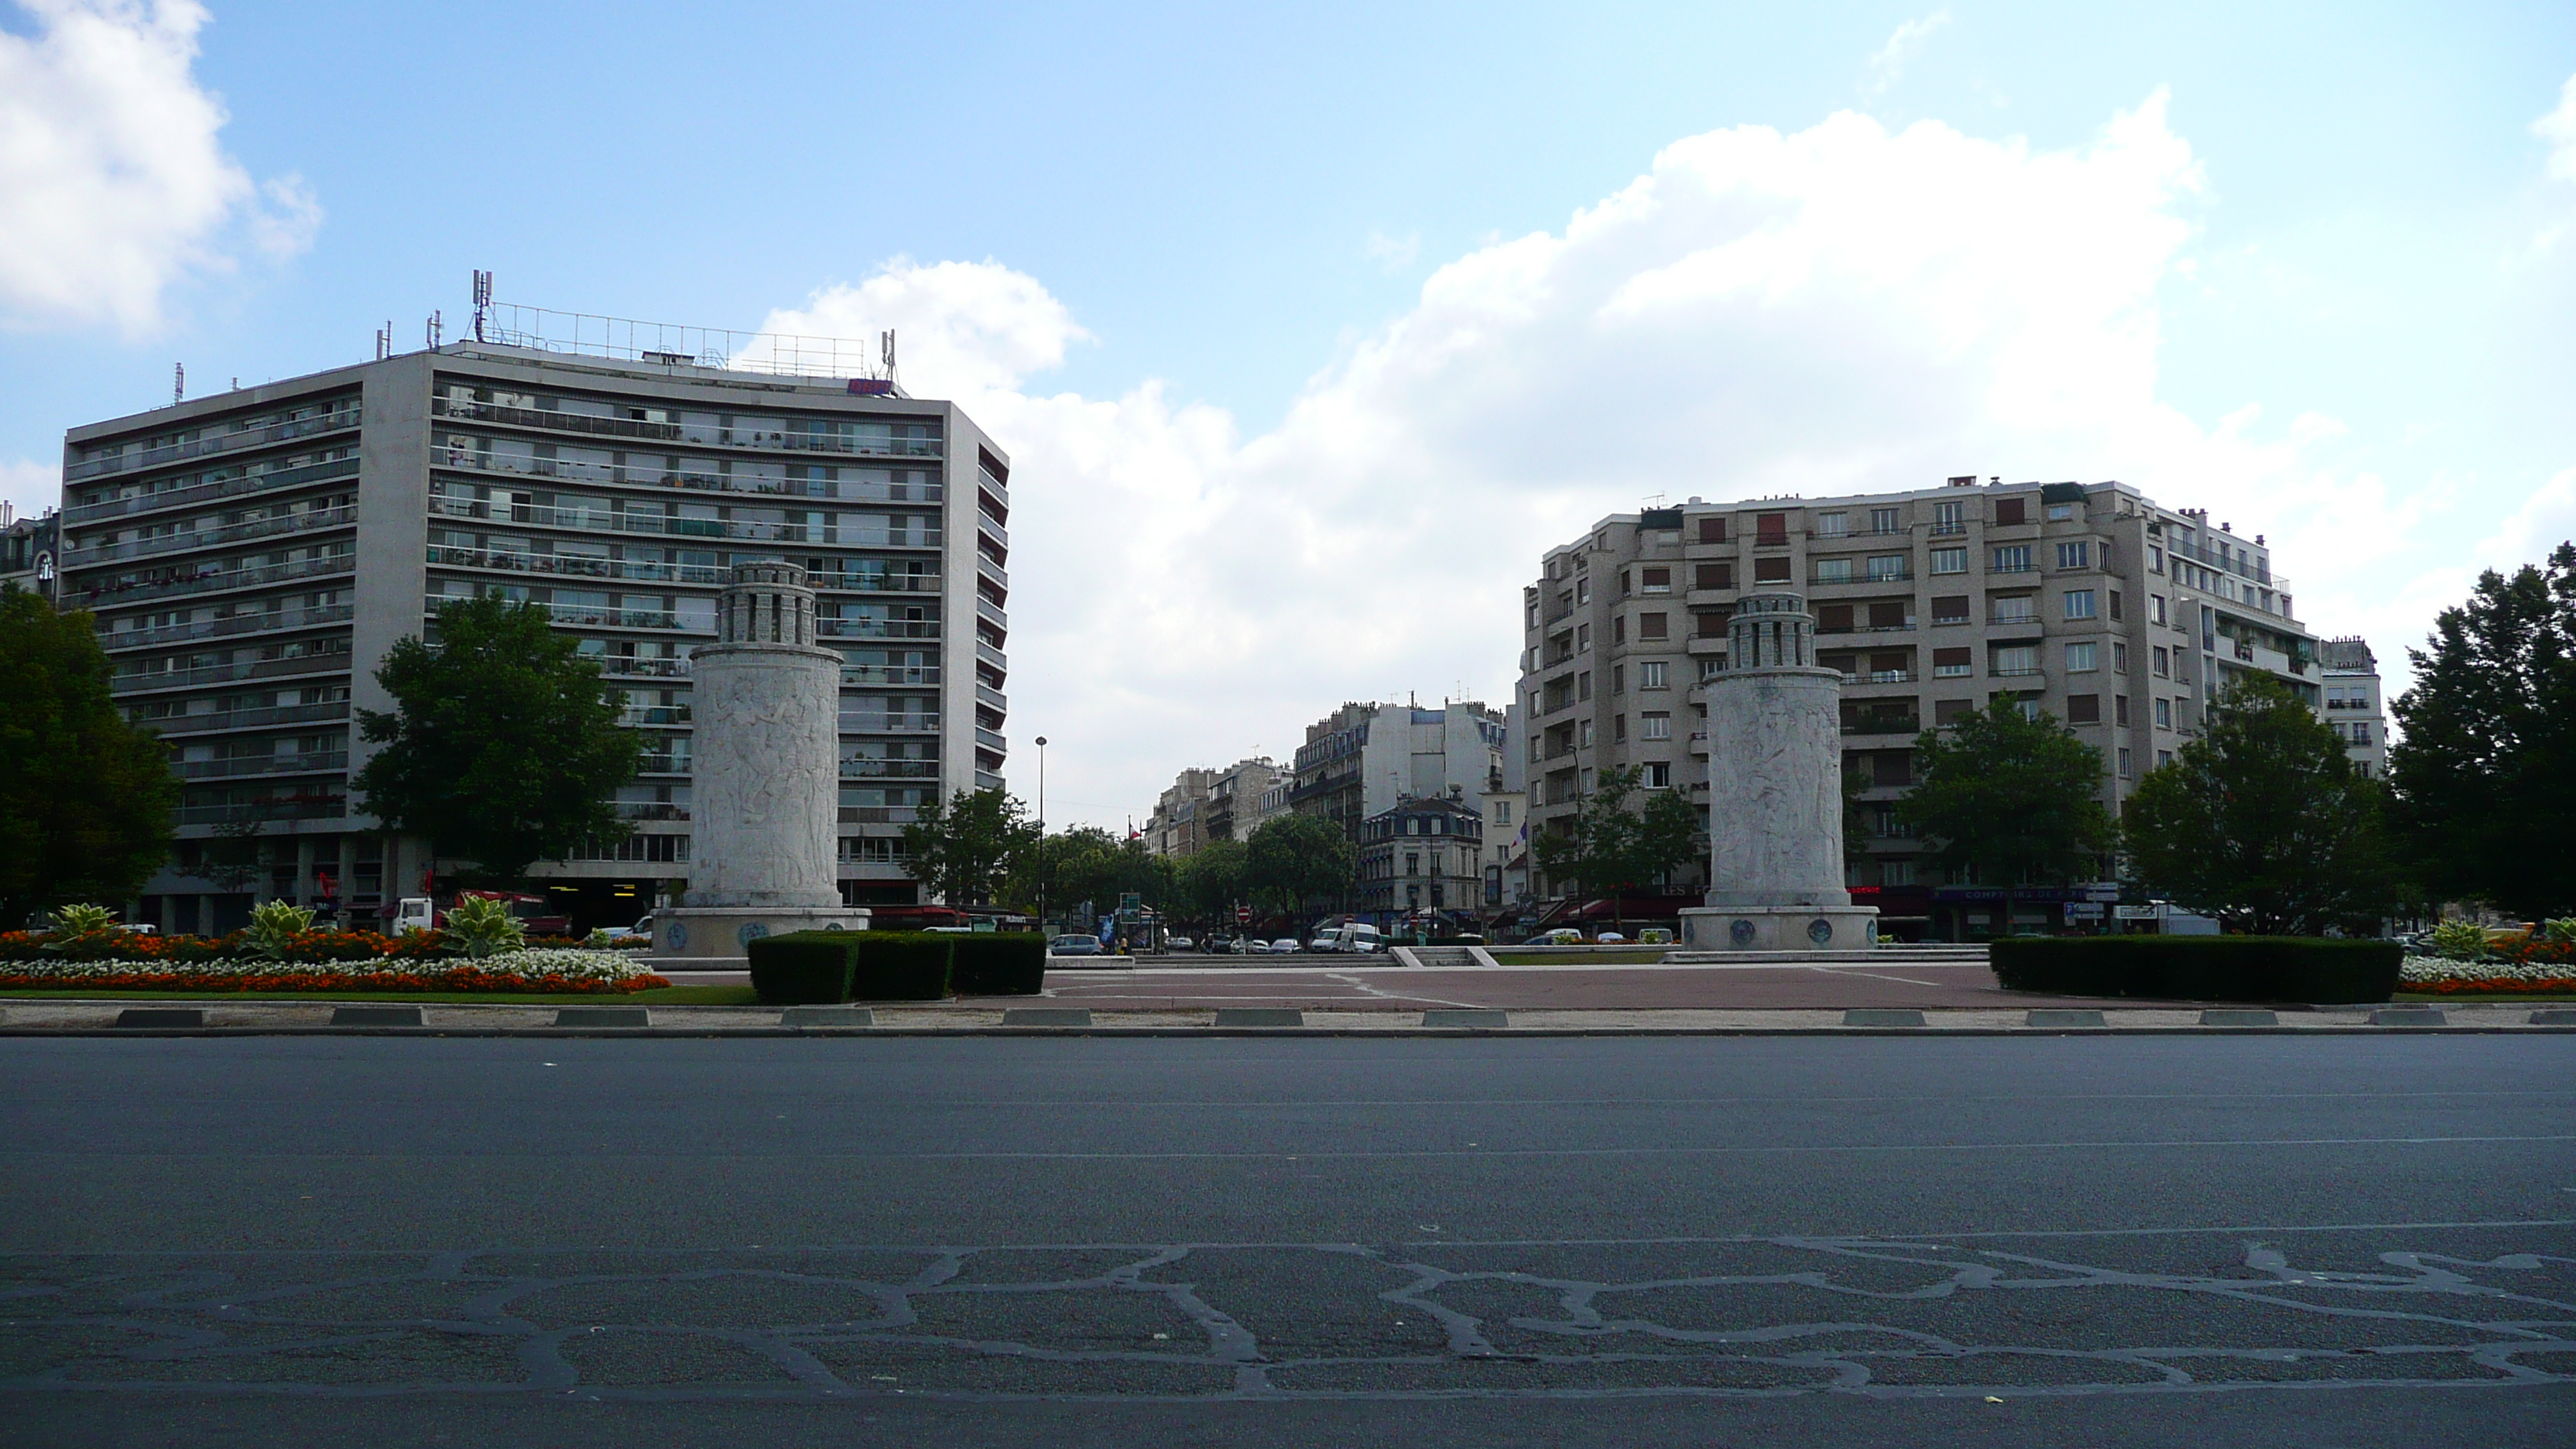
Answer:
[2400,954,2576,996]
[0,947,666,995]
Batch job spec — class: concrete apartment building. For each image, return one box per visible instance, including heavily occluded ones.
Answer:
[1288,700,1508,841]
[2318,636,2389,777]
[1353,792,1487,927]
[1519,478,2328,936]
[57,332,1012,933]
[1145,757,1284,858]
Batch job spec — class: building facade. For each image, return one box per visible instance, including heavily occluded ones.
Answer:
[2317,636,2388,777]
[1518,479,2329,935]
[57,341,1009,933]
[0,505,59,600]
[1288,701,1506,841]
[1145,766,1219,858]
[1354,792,1486,928]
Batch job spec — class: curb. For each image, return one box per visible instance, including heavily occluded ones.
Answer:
[5,1024,2574,1040]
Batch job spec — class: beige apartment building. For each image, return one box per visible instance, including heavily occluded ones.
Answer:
[1518,478,2328,935]
[2317,637,2389,778]
[1144,756,1283,858]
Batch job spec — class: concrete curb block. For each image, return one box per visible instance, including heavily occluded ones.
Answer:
[12,1024,2576,1040]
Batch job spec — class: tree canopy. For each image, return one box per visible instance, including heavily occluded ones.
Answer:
[1003,824,1172,923]
[1531,766,1701,907]
[2386,543,2576,920]
[903,786,1040,906]
[1896,697,2113,907]
[2123,675,2397,934]
[1175,838,1251,923]
[1245,812,1355,915]
[0,588,178,926]
[352,596,643,879]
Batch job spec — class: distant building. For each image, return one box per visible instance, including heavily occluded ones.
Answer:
[1203,756,1283,844]
[0,505,60,601]
[1146,766,1218,857]
[1354,791,1486,928]
[2317,637,2387,777]
[1288,700,1506,841]
[1146,755,1286,857]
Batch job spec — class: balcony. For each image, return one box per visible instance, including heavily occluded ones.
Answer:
[841,665,940,687]
[975,727,1008,755]
[975,641,1006,672]
[975,770,1006,792]
[817,618,938,641]
[426,543,728,587]
[593,656,691,680]
[173,751,347,781]
[74,551,356,608]
[173,795,346,825]
[975,597,1008,629]
[1841,715,1923,735]
[67,455,361,523]
[975,683,1007,712]
[839,806,923,824]
[841,759,939,779]
[114,653,352,694]
[429,444,948,516]
[614,802,691,821]
[843,714,941,734]
[1991,666,2045,678]
[99,603,355,652]
[1841,670,1916,684]
[70,504,358,566]
[67,408,361,483]
[619,705,692,726]
[431,396,945,460]
[814,571,943,596]
[142,700,351,736]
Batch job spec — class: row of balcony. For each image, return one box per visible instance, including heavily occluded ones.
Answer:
[431,450,951,520]
[68,408,361,482]
[75,551,356,608]
[433,396,945,458]
[428,493,941,546]
[173,794,345,826]
[101,602,355,652]
[72,504,358,565]
[67,455,362,524]
[141,700,350,736]
[173,751,347,781]
[112,652,351,696]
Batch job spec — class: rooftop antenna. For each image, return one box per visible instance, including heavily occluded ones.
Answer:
[427,310,442,350]
[172,363,184,404]
[375,322,392,361]
[471,270,492,343]
[879,330,899,387]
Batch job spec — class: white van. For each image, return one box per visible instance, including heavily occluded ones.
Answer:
[1333,923,1385,954]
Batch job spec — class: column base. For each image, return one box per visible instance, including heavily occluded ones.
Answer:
[1677,905,1881,952]
[652,906,872,968]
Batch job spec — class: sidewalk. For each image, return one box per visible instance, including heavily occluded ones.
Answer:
[1,999,2567,1035]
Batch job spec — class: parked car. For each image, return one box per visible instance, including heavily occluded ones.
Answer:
[1047,934,1103,957]
[1205,936,1238,954]
[1524,928,1585,946]
[1595,931,1626,944]
[1166,936,1194,952]
[1272,938,1304,954]
[598,915,654,944]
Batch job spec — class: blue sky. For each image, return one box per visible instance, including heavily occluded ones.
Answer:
[4,1,2572,822]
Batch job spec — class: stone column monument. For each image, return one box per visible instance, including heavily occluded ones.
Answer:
[655,560,868,965]
[1677,593,1879,951]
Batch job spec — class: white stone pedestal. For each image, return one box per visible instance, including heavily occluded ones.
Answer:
[1677,905,1879,952]
[653,906,872,968]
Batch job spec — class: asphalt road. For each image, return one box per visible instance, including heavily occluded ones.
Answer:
[5,1034,2573,1447]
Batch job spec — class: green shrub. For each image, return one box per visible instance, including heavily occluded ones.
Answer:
[950,933,1047,995]
[242,899,317,961]
[442,896,525,959]
[1990,936,2403,1004]
[746,931,863,1005]
[851,931,953,1001]
[2427,920,2492,961]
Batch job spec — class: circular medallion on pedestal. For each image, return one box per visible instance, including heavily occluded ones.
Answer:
[664,921,689,951]
[1729,920,1756,947]
[1808,918,1834,946]
[738,921,771,947]
[825,921,846,931]
[1866,917,1879,943]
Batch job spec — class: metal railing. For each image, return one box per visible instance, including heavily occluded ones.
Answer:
[816,571,944,596]
[841,666,940,686]
[173,751,346,781]
[173,796,345,825]
[433,394,942,457]
[428,446,950,516]
[841,759,939,779]
[817,618,939,639]
[1841,716,1922,735]
[426,543,728,587]
[113,653,351,694]
[70,505,358,565]
[142,701,349,736]
[77,552,356,608]
[66,455,361,523]
[67,408,361,482]
[842,714,941,734]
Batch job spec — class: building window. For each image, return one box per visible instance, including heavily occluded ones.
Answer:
[1644,761,1672,787]
[1930,546,1967,574]
[1993,546,2032,573]
[1995,497,2028,526]
[1612,664,1625,694]
[2057,541,2091,569]
[1933,646,1972,677]
[1613,615,1626,644]
[1578,670,1591,700]
[2064,589,2097,620]
[1495,801,1511,824]
[1695,562,1732,589]
[1932,499,1965,534]
[2153,646,2170,677]
[1993,645,2040,677]
[1639,612,1667,639]
[2350,721,2370,745]
[1755,556,1791,583]
[1642,712,1670,740]
[2151,594,2167,625]
[2115,694,2130,725]
[1579,719,1594,747]
[2158,748,2174,768]
[2149,544,2165,573]
[1641,567,1671,594]
[2117,746,2133,777]
[1698,516,1727,543]
[1817,512,1850,537]
[1867,555,1908,582]
[1930,595,1970,625]
[1640,659,1667,689]
[2154,697,2171,727]
[1871,506,1899,534]
[1614,714,1627,742]
[1576,577,1589,605]
[1577,624,1590,652]
[2066,694,2101,724]
[2108,590,2122,621]
[1756,512,1789,546]
[1991,595,2036,625]
[2113,642,2128,673]
[2047,502,2077,522]
[1814,557,1855,584]
[1881,859,1915,886]
[2067,641,2099,672]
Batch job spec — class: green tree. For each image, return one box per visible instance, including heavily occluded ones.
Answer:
[1245,812,1356,917]
[2386,543,2576,920]
[903,786,1040,906]
[2123,676,2398,934]
[0,588,180,927]
[1003,825,1177,924]
[1897,697,2114,930]
[1530,767,1703,928]
[352,596,643,879]
[1177,838,1251,926]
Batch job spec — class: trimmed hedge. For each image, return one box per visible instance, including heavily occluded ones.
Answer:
[745,931,862,1005]
[1990,936,2403,1005]
[851,931,953,1002]
[950,933,1047,996]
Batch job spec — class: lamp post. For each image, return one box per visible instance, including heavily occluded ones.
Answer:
[1034,736,1048,933]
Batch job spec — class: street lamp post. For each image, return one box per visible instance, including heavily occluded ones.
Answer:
[1034,736,1048,933]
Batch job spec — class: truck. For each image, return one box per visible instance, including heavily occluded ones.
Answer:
[388,890,574,937]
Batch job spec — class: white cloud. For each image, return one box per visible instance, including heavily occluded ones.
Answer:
[1365,229,1420,270]
[1865,8,1951,96]
[0,0,320,334]
[2537,71,2576,183]
[0,457,57,519]
[2483,467,2576,570]
[762,93,2509,824]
